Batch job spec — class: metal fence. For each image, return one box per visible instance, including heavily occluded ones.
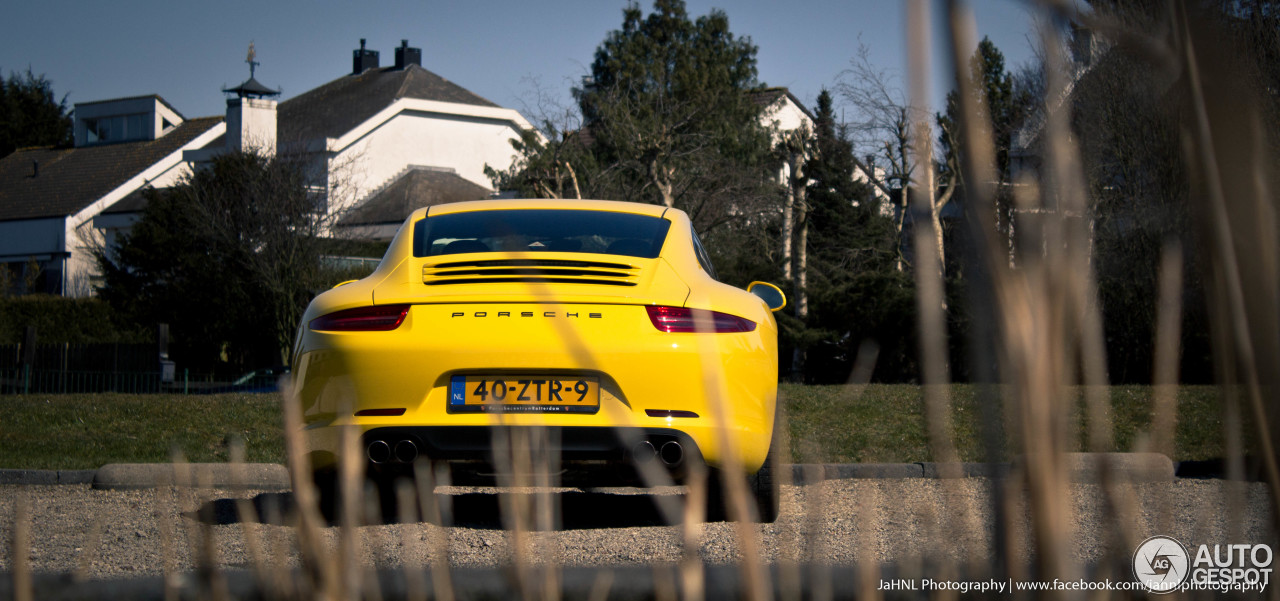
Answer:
[0,366,284,395]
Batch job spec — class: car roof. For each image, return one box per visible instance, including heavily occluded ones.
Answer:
[421,199,672,219]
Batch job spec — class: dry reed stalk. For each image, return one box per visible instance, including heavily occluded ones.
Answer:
[905,0,959,470]
[530,425,564,601]
[279,379,339,598]
[228,435,273,596]
[773,411,802,601]
[652,564,678,601]
[678,461,707,601]
[10,494,31,601]
[906,2,993,582]
[153,457,181,601]
[691,320,769,601]
[1176,0,1280,519]
[194,460,230,601]
[337,414,369,600]
[1150,243,1183,460]
[488,416,544,599]
[73,512,105,581]
[587,568,614,601]
[853,480,882,601]
[396,480,428,601]
[414,460,455,601]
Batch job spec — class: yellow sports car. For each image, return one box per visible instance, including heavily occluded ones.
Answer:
[291,199,786,521]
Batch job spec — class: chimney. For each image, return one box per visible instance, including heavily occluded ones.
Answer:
[226,97,278,157]
[352,38,380,75]
[394,39,421,69]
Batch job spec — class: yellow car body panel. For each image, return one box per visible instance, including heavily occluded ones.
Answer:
[291,199,779,480]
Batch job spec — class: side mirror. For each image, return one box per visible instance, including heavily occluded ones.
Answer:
[747,281,787,312]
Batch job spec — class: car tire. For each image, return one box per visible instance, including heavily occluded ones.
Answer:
[702,444,780,523]
[312,469,338,522]
[748,451,780,523]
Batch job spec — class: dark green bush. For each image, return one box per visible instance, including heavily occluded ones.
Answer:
[0,295,147,344]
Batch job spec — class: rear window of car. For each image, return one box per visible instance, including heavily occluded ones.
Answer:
[412,209,672,258]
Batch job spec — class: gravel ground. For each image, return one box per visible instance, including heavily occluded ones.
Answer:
[0,479,1272,581]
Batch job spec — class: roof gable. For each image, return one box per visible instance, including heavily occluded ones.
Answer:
[279,64,500,144]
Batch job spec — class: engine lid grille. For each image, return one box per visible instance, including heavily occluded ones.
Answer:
[423,259,640,287]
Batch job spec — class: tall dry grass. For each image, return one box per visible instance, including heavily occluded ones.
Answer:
[6,1,1278,599]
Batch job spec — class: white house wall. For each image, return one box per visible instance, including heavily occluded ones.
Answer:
[330,109,522,211]
[62,121,227,296]
[761,100,812,138]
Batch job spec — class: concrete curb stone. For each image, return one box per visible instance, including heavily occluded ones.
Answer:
[91,463,291,491]
[918,462,1012,478]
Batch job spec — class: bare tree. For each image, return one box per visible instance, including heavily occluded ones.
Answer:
[837,42,957,273]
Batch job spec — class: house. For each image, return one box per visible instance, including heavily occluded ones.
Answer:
[0,39,532,296]
[0,96,224,295]
[752,87,890,210]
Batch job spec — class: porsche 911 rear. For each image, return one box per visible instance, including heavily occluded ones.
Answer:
[291,200,781,519]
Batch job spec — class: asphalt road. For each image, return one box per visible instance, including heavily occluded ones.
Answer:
[0,478,1273,584]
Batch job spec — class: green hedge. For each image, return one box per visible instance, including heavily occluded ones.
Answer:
[0,295,148,344]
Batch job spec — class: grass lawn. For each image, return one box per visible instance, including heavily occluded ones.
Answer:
[781,384,1226,463]
[0,393,284,470]
[0,385,1228,469]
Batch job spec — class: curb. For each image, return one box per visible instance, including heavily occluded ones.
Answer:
[0,469,95,485]
[91,463,291,491]
[0,453,1177,488]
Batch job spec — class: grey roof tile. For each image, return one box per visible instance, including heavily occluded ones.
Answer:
[0,117,223,221]
[339,167,491,226]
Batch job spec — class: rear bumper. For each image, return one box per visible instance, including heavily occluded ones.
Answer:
[293,303,777,474]
[357,425,704,486]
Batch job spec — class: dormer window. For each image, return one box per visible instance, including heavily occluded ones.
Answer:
[72,95,185,147]
[83,113,148,144]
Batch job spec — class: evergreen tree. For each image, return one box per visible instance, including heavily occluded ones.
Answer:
[0,68,72,158]
[937,37,1029,185]
[574,0,776,232]
[789,90,916,382]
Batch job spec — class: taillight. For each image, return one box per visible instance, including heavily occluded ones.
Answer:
[310,305,409,331]
[645,305,756,333]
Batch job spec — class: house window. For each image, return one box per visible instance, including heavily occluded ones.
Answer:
[84,113,148,144]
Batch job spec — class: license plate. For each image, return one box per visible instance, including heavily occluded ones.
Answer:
[448,375,600,413]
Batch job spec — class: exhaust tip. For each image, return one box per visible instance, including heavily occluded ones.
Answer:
[631,440,657,463]
[367,440,391,464]
[394,439,418,463]
[659,440,683,466]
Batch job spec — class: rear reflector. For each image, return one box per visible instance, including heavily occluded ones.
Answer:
[645,305,756,333]
[355,408,407,417]
[310,305,409,331]
[645,409,700,418]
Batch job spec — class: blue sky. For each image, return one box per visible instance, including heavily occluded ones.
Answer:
[1,0,1039,124]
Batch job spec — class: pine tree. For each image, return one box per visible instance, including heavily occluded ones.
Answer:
[786,90,914,382]
[0,68,72,158]
[574,0,775,230]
